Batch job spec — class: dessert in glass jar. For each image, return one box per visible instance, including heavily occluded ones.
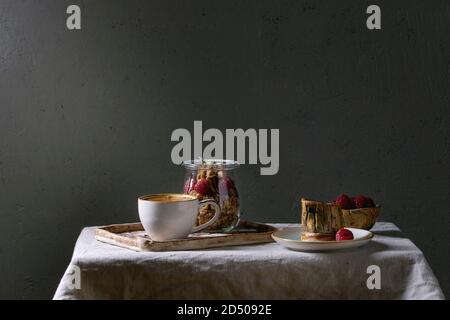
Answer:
[182,159,240,232]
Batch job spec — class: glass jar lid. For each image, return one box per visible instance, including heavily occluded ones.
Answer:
[182,158,239,171]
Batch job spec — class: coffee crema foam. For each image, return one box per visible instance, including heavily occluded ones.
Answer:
[139,193,197,202]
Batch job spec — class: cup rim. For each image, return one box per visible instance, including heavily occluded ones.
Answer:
[138,193,197,203]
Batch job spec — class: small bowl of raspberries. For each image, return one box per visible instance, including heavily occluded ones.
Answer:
[332,194,380,230]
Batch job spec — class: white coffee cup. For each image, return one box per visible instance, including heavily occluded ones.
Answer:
[138,193,220,241]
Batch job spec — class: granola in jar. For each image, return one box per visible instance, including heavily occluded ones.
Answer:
[182,159,240,231]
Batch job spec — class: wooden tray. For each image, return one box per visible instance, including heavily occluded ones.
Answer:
[95,220,277,252]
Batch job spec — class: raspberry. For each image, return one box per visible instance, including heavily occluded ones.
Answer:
[353,195,368,208]
[365,197,375,207]
[336,228,354,241]
[334,194,355,209]
[194,178,211,196]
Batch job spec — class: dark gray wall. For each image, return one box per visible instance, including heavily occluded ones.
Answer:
[0,0,449,299]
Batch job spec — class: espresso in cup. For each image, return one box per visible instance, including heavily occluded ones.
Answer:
[138,193,220,241]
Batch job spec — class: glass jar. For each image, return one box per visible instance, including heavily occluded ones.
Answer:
[182,159,240,232]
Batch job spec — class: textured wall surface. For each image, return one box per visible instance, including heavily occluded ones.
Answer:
[0,0,449,299]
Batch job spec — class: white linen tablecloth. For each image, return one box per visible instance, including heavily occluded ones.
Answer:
[53,222,444,300]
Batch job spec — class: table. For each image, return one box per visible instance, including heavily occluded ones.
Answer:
[53,222,444,299]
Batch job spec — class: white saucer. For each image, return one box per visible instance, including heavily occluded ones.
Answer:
[272,227,373,252]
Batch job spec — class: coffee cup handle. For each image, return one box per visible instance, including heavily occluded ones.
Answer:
[191,199,221,233]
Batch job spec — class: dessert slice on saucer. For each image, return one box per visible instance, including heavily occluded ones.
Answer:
[271,197,373,251]
[300,198,343,241]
